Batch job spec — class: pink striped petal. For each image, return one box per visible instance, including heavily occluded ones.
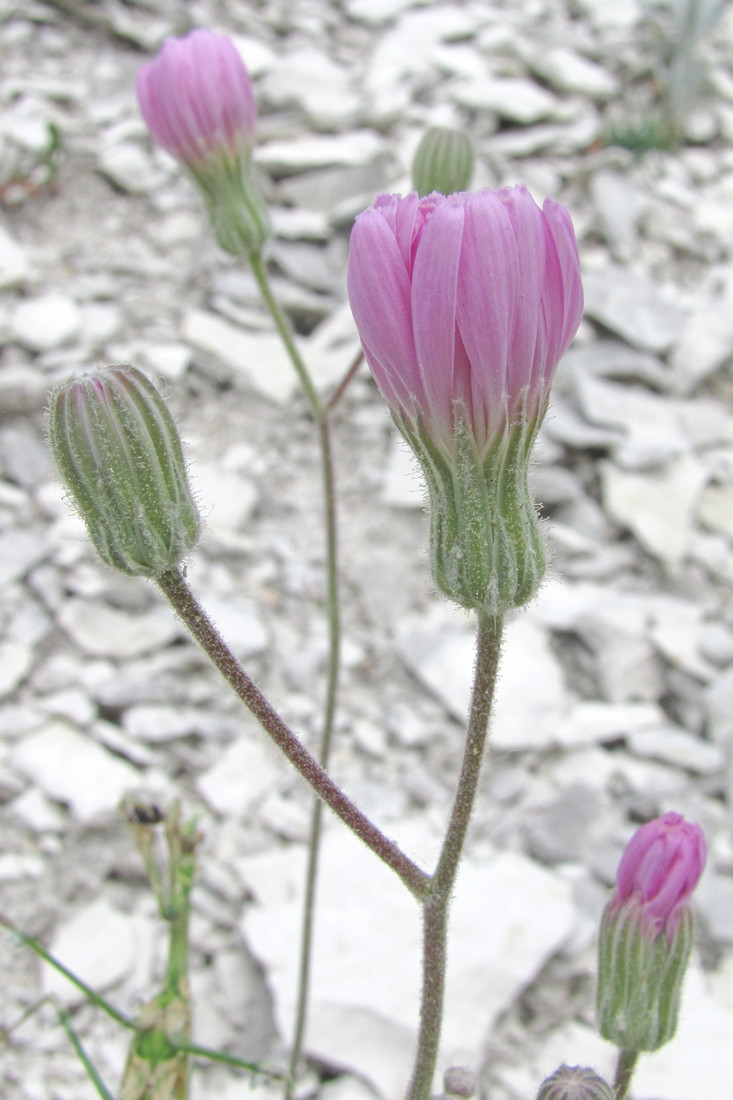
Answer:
[347,207,421,413]
[411,196,465,443]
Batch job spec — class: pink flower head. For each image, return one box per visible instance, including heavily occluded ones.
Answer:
[347,186,583,457]
[610,812,706,942]
[137,29,257,167]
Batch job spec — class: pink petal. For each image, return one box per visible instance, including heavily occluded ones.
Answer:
[410,196,466,444]
[347,208,421,415]
[455,190,519,439]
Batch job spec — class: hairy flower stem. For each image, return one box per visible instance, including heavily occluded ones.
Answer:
[613,1051,638,1100]
[406,613,504,1100]
[157,568,431,898]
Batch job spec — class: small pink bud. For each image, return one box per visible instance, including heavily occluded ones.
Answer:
[137,30,268,256]
[608,811,706,943]
[598,812,706,1052]
[137,30,256,168]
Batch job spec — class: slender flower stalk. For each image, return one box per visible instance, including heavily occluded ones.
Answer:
[347,186,583,617]
[406,612,503,1100]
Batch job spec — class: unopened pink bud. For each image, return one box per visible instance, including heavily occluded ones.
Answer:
[347,186,583,456]
[347,186,583,614]
[137,30,256,167]
[609,811,706,943]
[598,812,706,1052]
[137,30,268,256]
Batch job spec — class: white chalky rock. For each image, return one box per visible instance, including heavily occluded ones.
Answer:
[0,224,29,288]
[42,898,138,1005]
[11,293,82,351]
[183,309,299,404]
[57,598,181,658]
[601,456,707,571]
[396,608,567,749]
[0,641,33,698]
[10,721,139,822]
[256,132,382,174]
[197,732,286,819]
[239,821,575,1100]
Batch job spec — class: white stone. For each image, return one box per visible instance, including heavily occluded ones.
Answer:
[42,899,137,1005]
[261,49,362,128]
[239,822,574,1099]
[0,852,44,880]
[590,169,646,260]
[671,291,733,393]
[0,225,29,288]
[11,293,82,352]
[139,342,191,381]
[527,46,619,98]
[558,701,663,747]
[452,77,559,124]
[382,434,424,509]
[582,267,688,352]
[698,482,733,540]
[0,640,32,698]
[57,597,181,658]
[183,309,299,404]
[0,529,48,586]
[8,786,66,831]
[628,725,724,774]
[193,463,259,544]
[344,0,425,24]
[256,132,382,174]
[122,704,220,743]
[10,721,140,822]
[98,141,169,193]
[395,608,567,749]
[197,733,286,819]
[601,456,707,571]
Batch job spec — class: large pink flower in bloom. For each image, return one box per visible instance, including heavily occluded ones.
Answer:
[609,811,706,942]
[347,186,583,456]
[137,29,257,168]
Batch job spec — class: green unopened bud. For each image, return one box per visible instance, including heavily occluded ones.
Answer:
[598,903,694,1052]
[412,126,475,196]
[48,365,200,577]
[597,813,705,1053]
[535,1065,615,1100]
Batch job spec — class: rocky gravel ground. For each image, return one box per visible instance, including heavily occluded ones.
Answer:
[2,1,733,1098]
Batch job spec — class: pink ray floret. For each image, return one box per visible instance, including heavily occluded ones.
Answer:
[610,812,707,941]
[137,29,257,167]
[347,186,583,455]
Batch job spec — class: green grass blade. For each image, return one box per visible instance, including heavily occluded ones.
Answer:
[56,1007,115,1100]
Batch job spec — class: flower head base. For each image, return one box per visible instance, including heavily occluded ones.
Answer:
[412,126,475,197]
[535,1065,614,1100]
[597,812,706,1052]
[347,186,583,615]
[137,30,268,256]
[48,365,200,577]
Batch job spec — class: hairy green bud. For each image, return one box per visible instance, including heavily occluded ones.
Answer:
[48,365,200,577]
